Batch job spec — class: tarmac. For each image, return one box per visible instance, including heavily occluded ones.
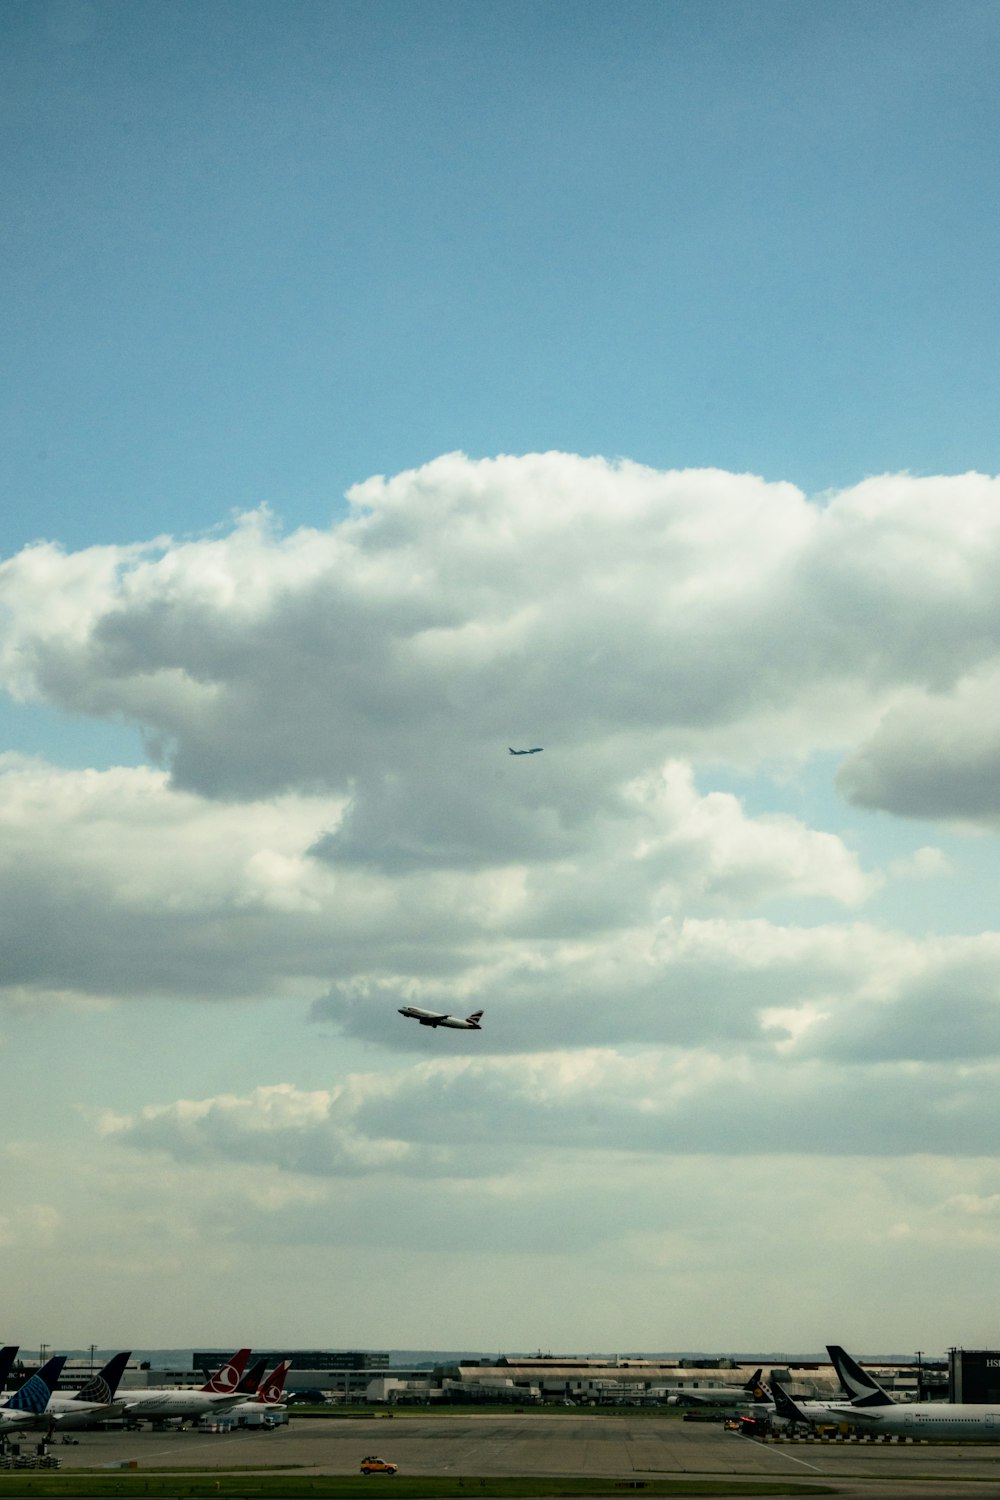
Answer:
[20,1411,1000,1498]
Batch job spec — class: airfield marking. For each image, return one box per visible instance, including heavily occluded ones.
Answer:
[748,1438,826,1474]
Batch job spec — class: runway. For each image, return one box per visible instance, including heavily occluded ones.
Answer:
[28,1411,1000,1497]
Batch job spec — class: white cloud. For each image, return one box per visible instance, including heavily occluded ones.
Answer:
[3,458,1000,831]
[7,455,1000,1345]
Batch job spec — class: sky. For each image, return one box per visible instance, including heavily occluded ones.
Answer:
[4,0,1000,1358]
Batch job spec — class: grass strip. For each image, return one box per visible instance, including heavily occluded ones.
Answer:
[0,1475,833,1498]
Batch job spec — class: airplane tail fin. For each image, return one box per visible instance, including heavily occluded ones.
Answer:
[744,1368,770,1402]
[201,1349,252,1394]
[0,1347,18,1393]
[826,1344,893,1407]
[770,1379,808,1424]
[255,1360,292,1404]
[74,1351,131,1404]
[467,1010,484,1027]
[235,1359,267,1396]
[4,1356,66,1413]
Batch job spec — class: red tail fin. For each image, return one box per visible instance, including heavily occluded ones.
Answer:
[201,1348,251,1393]
[255,1360,292,1404]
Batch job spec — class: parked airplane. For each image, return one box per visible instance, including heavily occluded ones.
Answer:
[770,1379,860,1428]
[821,1343,1000,1440]
[44,1351,132,1430]
[666,1369,769,1407]
[222,1359,292,1422]
[121,1349,253,1425]
[0,1357,66,1429]
[777,1371,998,1441]
[398,1006,483,1030]
[847,1401,1000,1440]
[509,747,543,755]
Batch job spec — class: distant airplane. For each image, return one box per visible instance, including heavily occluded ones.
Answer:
[398,1006,484,1030]
[509,747,543,755]
[666,1368,769,1407]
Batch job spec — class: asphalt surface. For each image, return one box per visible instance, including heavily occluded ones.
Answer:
[21,1412,1000,1497]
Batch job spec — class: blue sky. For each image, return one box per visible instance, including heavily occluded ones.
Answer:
[5,0,1000,1356]
[6,0,1000,558]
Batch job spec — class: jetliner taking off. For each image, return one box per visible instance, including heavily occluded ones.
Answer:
[509,747,543,755]
[399,1006,483,1030]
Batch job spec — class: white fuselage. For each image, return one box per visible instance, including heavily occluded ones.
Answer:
[398,1006,480,1029]
[772,1398,862,1426]
[222,1398,287,1421]
[668,1388,760,1407]
[0,1408,47,1431]
[39,1397,125,1430]
[849,1403,1000,1439]
[123,1389,245,1422]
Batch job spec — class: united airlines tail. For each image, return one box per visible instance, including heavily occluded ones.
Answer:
[4,1357,66,1413]
[826,1344,894,1407]
[74,1351,131,1405]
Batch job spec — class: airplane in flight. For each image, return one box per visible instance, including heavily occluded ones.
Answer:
[121,1349,254,1425]
[398,1006,484,1030]
[509,747,543,755]
[0,1357,66,1429]
[666,1369,769,1407]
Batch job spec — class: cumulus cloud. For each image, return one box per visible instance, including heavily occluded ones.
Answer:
[7,454,1000,1344]
[3,457,1000,833]
[838,667,1000,824]
[0,745,878,1019]
[106,1033,1000,1177]
[0,754,350,1002]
